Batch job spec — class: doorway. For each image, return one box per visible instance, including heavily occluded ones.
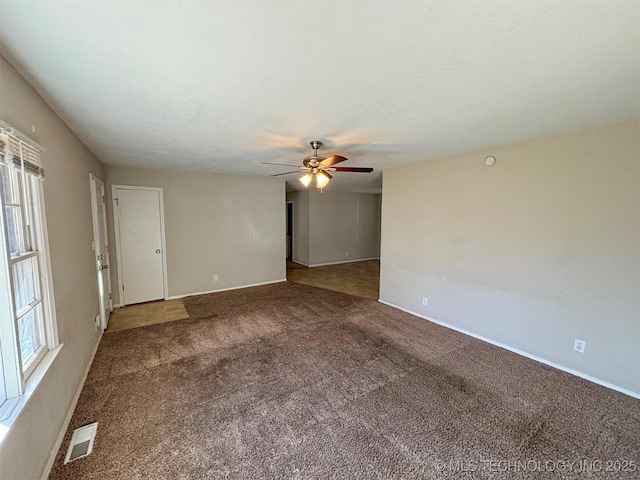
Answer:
[90,174,112,329]
[286,201,293,261]
[112,185,168,306]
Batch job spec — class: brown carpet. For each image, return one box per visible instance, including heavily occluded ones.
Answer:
[49,282,640,479]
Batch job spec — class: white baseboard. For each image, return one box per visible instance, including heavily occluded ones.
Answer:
[378,299,640,399]
[112,303,122,309]
[41,331,103,480]
[308,257,380,268]
[167,278,287,300]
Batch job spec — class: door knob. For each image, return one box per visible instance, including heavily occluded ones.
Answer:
[155,249,161,254]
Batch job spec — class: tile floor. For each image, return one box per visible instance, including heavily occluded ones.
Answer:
[286,259,380,300]
[106,299,189,332]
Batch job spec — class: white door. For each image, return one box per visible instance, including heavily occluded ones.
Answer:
[113,186,166,305]
[90,175,112,329]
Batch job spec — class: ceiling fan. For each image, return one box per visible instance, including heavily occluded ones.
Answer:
[263,140,373,189]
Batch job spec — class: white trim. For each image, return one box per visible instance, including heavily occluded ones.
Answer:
[0,166,59,406]
[111,185,169,305]
[167,278,287,300]
[157,188,169,301]
[89,174,112,330]
[111,186,124,306]
[40,332,102,480]
[308,257,380,268]
[112,303,122,309]
[378,299,640,399]
[0,183,22,401]
[291,260,309,267]
[34,174,58,348]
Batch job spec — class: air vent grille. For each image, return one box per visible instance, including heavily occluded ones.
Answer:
[64,422,98,464]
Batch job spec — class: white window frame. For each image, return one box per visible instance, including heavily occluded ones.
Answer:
[0,123,59,422]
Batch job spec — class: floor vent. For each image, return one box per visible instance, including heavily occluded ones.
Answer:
[64,422,98,464]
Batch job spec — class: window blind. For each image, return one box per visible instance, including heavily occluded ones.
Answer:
[0,122,44,178]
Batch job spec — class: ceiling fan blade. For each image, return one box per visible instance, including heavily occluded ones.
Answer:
[263,162,303,167]
[321,171,333,179]
[319,155,348,167]
[332,167,374,173]
[271,170,301,177]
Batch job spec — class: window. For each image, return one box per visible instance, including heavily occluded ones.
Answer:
[0,123,58,419]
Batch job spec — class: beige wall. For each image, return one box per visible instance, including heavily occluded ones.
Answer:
[380,121,640,394]
[309,190,381,265]
[0,55,104,479]
[106,165,286,303]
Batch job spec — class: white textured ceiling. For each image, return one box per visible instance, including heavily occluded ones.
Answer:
[0,1,638,192]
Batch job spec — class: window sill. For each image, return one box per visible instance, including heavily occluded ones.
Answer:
[0,344,63,443]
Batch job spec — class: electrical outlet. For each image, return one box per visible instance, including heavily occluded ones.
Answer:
[422,297,428,306]
[214,275,219,282]
[573,338,586,353]
[346,251,349,257]
[95,314,100,331]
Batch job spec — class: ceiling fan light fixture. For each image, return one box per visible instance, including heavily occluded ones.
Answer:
[299,173,313,187]
[316,171,330,188]
[267,139,371,186]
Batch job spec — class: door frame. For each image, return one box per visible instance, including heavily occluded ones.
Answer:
[89,174,112,329]
[111,185,169,305]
